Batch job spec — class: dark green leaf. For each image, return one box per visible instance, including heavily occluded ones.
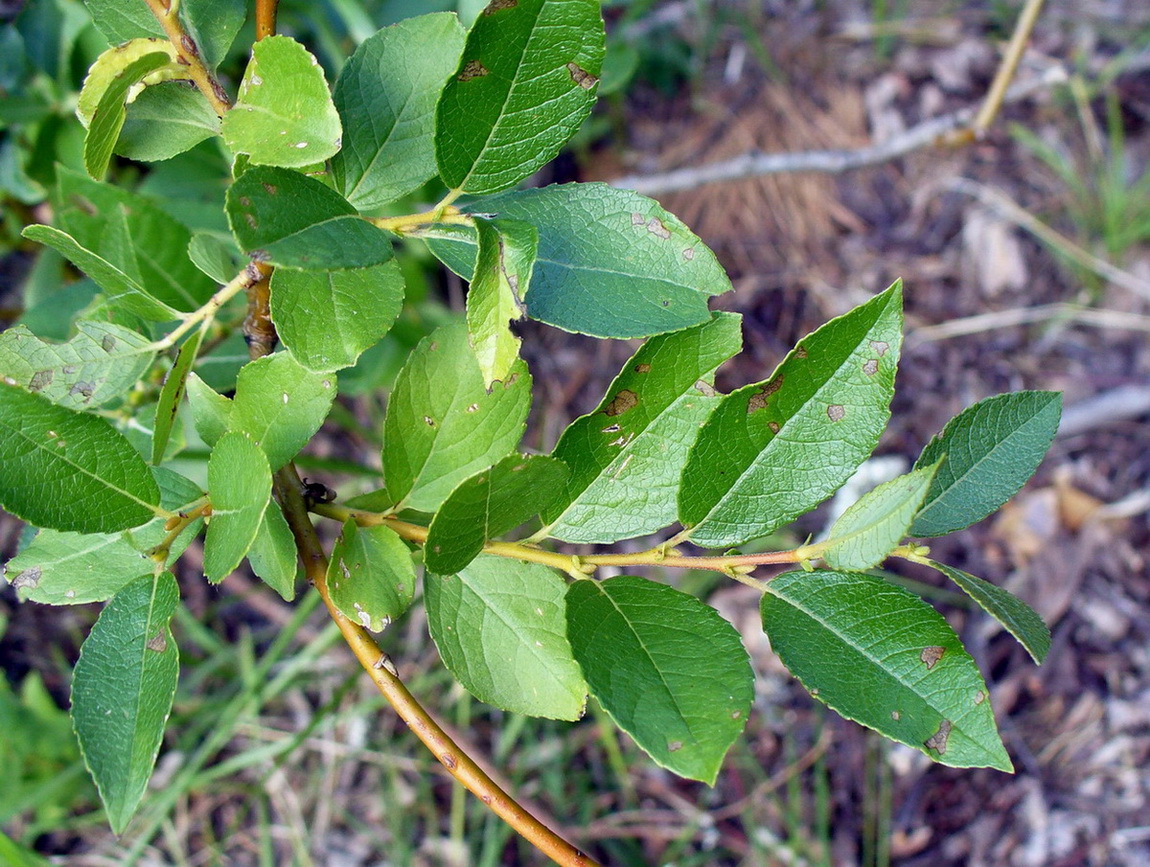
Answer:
[927,560,1050,663]
[542,313,741,543]
[270,261,405,372]
[761,570,1011,771]
[203,432,271,583]
[436,0,605,194]
[382,322,532,512]
[679,283,903,547]
[332,13,466,209]
[181,0,246,69]
[423,183,732,337]
[0,384,161,533]
[152,331,203,465]
[84,52,175,180]
[187,232,244,284]
[820,463,939,570]
[327,520,415,631]
[83,0,165,47]
[426,556,586,719]
[221,35,342,168]
[117,82,221,162]
[248,507,298,601]
[566,576,753,784]
[468,219,536,388]
[226,166,394,270]
[0,322,156,411]
[425,454,568,575]
[911,391,1062,537]
[71,572,179,834]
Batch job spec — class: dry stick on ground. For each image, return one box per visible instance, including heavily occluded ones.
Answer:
[907,303,1150,345]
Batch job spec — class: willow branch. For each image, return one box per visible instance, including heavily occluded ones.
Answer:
[154,264,261,351]
[142,0,232,115]
[273,468,600,867]
[256,0,279,41]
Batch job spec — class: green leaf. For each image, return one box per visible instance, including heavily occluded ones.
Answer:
[327,520,415,631]
[54,167,217,311]
[117,82,222,162]
[152,331,202,465]
[423,183,732,338]
[542,313,741,543]
[426,557,586,720]
[228,353,337,471]
[84,52,177,180]
[0,322,156,411]
[0,384,161,533]
[566,576,753,783]
[435,0,605,194]
[221,35,342,168]
[468,219,536,388]
[203,432,271,583]
[4,468,204,605]
[382,322,532,512]
[820,463,940,570]
[0,830,53,867]
[83,0,165,45]
[185,373,232,447]
[226,166,394,270]
[270,261,405,372]
[927,560,1050,664]
[910,391,1062,537]
[181,0,246,69]
[76,39,180,127]
[424,454,569,575]
[70,572,179,834]
[332,12,466,209]
[248,506,298,601]
[20,225,180,322]
[679,283,903,548]
[761,570,1011,771]
[188,232,244,284]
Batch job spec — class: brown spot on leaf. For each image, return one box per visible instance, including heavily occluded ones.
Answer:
[146,632,168,653]
[924,719,952,755]
[870,340,889,357]
[863,358,879,376]
[645,218,671,240]
[70,382,95,401]
[458,60,489,81]
[62,365,77,375]
[635,363,651,374]
[974,690,986,705]
[29,370,53,392]
[827,404,846,422]
[747,376,784,413]
[484,0,517,11]
[795,346,808,359]
[682,247,695,261]
[11,567,41,590]
[262,182,278,195]
[244,213,258,229]
[631,212,645,226]
[667,740,683,752]
[566,62,598,90]
[239,196,252,208]
[891,710,901,720]
[695,379,717,397]
[604,389,639,417]
[920,646,946,669]
[768,421,781,434]
[102,334,117,352]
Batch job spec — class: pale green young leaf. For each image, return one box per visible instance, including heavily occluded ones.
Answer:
[821,463,940,570]
[426,557,586,720]
[911,391,1062,537]
[20,225,180,322]
[327,520,415,631]
[543,313,741,543]
[332,13,466,209]
[0,384,161,533]
[221,35,342,168]
[84,52,176,180]
[423,183,732,338]
[185,373,232,447]
[0,322,156,411]
[566,576,754,784]
[203,432,271,583]
[226,166,394,270]
[181,0,246,69]
[382,322,532,512]
[467,219,536,388]
[270,261,405,372]
[927,560,1051,663]
[679,283,903,548]
[228,353,337,471]
[248,507,298,601]
[76,39,180,127]
[4,468,204,605]
[424,454,568,575]
[761,570,1011,771]
[152,330,202,465]
[436,0,605,194]
[117,82,221,162]
[70,572,179,834]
